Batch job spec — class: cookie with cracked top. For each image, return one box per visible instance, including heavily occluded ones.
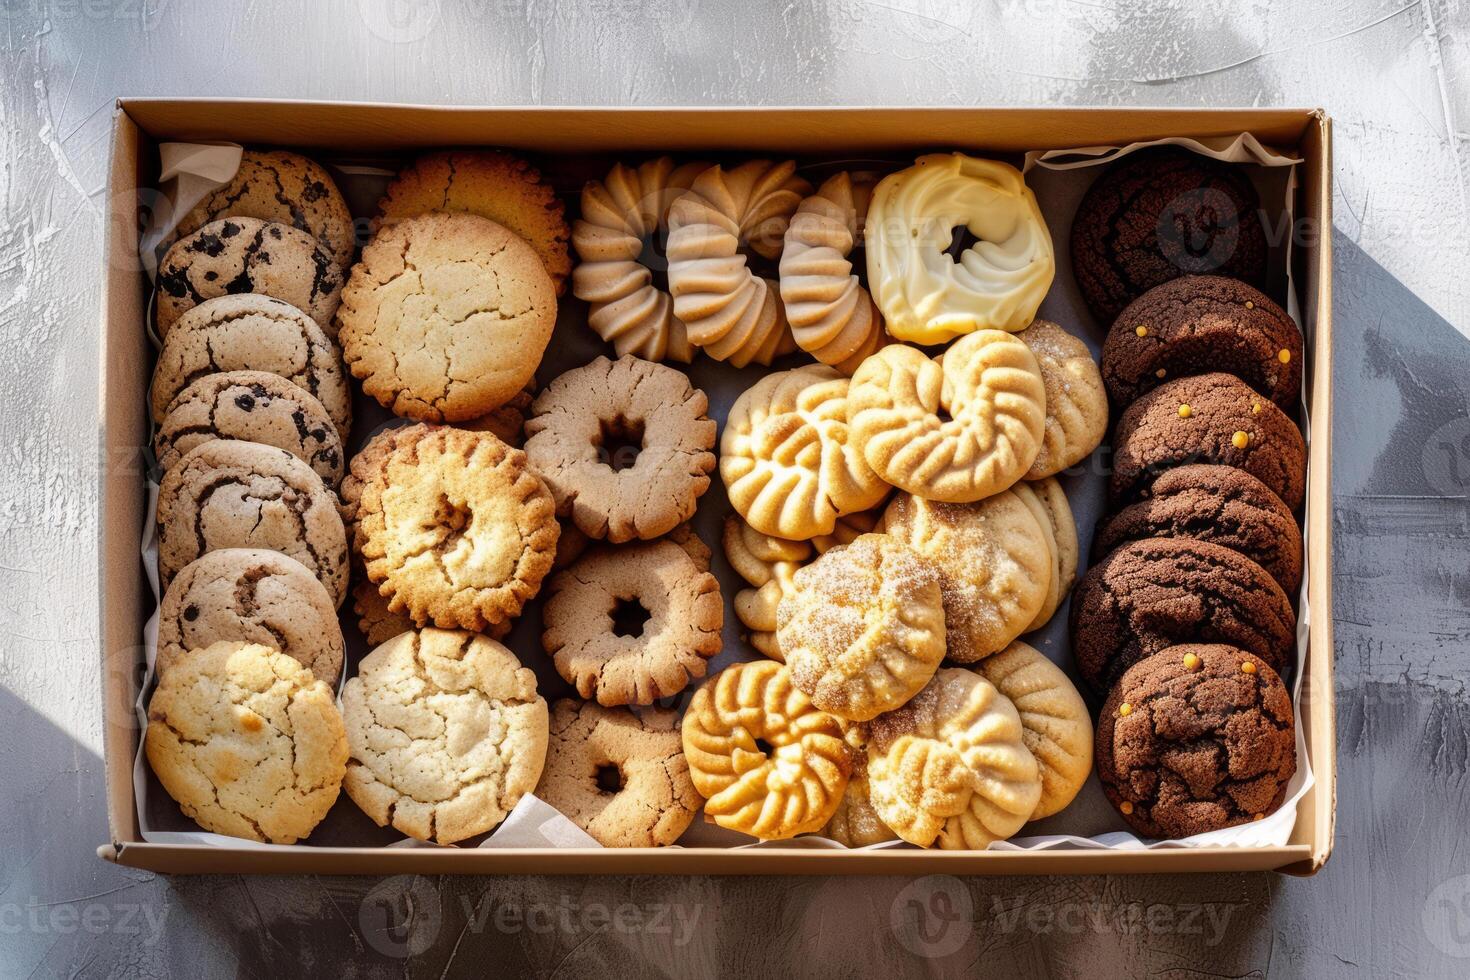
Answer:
[1095,464,1302,595]
[172,150,356,268]
[156,216,344,337]
[1070,147,1269,324]
[535,700,701,847]
[1102,275,1301,408]
[1110,373,1306,510]
[1095,644,1296,838]
[155,370,344,486]
[1069,537,1295,693]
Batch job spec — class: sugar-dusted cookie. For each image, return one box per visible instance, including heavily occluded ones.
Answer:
[156,217,344,337]
[1015,319,1108,479]
[1096,645,1296,838]
[338,212,556,423]
[145,641,346,843]
[149,294,351,441]
[1010,477,1079,632]
[867,668,1040,849]
[158,549,343,685]
[777,534,946,721]
[721,365,888,540]
[376,150,571,295]
[156,440,347,605]
[536,700,701,847]
[976,642,1092,820]
[155,371,344,486]
[881,490,1051,663]
[173,150,355,268]
[848,332,1046,502]
[341,629,548,844]
[682,660,852,840]
[524,356,716,543]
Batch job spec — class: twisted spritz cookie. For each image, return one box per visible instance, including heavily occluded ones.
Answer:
[572,158,709,362]
[848,332,1046,502]
[722,365,889,540]
[865,153,1054,344]
[779,172,886,373]
[681,660,852,840]
[666,160,810,367]
[867,668,1041,849]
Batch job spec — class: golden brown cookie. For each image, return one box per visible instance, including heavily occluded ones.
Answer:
[337,212,556,423]
[722,514,810,662]
[350,572,512,647]
[459,375,536,446]
[145,641,346,843]
[681,660,852,840]
[721,365,888,540]
[355,426,559,632]
[881,490,1051,663]
[1015,319,1108,479]
[541,538,722,705]
[821,722,898,846]
[1010,477,1079,632]
[777,534,946,721]
[572,157,709,361]
[524,356,716,542]
[536,700,701,847]
[341,629,548,844]
[848,333,1047,502]
[375,150,571,295]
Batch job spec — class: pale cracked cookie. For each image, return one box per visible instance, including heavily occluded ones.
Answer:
[355,426,559,632]
[524,356,716,542]
[172,150,356,269]
[156,440,348,605]
[156,217,344,337]
[154,371,344,486]
[976,642,1092,820]
[149,294,351,442]
[881,490,1051,663]
[1015,319,1108,479]
[341,628,549,844]
[158,549,344,685]
[536,700,701,847]
[1010,477,1080,632]
[338,211,556,423]
[376,150,571,295]
[777,534,946,721]
[145,641,347,843]
[542,537,722,705]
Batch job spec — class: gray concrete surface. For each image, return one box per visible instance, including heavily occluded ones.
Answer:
[1,0,1468,976]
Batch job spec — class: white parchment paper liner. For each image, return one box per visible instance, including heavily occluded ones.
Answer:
[132,136,1315,853]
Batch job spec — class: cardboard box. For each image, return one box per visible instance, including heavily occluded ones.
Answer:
[98,100,1335,875]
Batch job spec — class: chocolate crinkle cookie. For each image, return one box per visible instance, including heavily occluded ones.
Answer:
[1096,644,1296,839]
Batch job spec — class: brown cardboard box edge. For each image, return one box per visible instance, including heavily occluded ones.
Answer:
[99,100,1335,876]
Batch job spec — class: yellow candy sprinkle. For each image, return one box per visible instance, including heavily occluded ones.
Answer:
[1245,300,1255,310]
[1253,812,1265,822]
[1252,402,1262,414]
[1232,430,1251,449]
[1278,348,1291,363]
[1155,368,1167,378]
[1178,404,1192,418]
[1241,661,1257,674]
[1120,801,1134,815]
[1183,652,1201,671]
[1135,325,1148,337]
[1119,702,1133,717]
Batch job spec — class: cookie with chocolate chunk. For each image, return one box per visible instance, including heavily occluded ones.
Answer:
[1095,644,1296,839]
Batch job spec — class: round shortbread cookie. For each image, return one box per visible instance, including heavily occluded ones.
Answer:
[1015,319,1108,479]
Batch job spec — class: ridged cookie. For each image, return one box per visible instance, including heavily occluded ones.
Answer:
[1010,477,1079,632]
[1015,319,1107,479]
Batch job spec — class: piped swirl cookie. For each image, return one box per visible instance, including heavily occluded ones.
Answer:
[666,160,810,367]
[779,172,886,372]
[865,153,1054,344]
[848,332,1046,502]
[722,365,888,540]
[572,158,709,361]
[681,660,852,840]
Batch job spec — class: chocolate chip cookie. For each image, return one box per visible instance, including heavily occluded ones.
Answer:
[1096,644,1296,838]
[1070,147,1269,324]
[1069,538,1295,693]
[1101,275,1301,408]
[1110,373,1306,510]
[1095,464,1302,594]
[156,217,344,337]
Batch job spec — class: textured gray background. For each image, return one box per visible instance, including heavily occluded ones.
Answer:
[1,0,1468,976]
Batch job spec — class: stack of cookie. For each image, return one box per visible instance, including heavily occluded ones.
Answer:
[1068,149,1304,839]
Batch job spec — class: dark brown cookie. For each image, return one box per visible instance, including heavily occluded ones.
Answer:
[1070,147,1268,324]
[1110,373,1306,510]
[1094,464,1302,595]
[1101,275,1302,408]
[1069,538,1295,693]
[1095,645,1296,838]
